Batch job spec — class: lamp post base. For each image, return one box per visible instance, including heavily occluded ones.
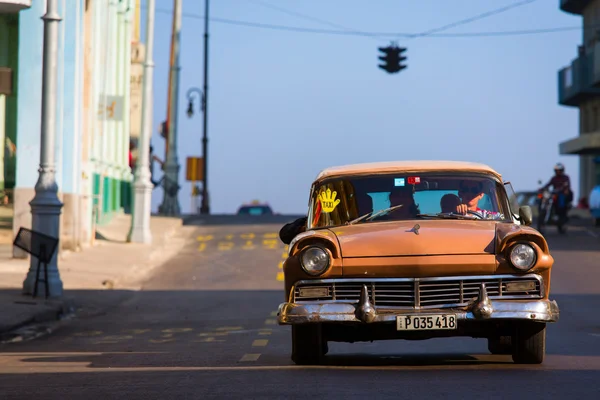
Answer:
[159,161,181,216]
[22,194,64,298]
[127,178,154,244]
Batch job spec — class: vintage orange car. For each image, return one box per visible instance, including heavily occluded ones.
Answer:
[277,160,560,365]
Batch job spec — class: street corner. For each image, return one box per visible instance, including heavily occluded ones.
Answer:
[0,292,75,344]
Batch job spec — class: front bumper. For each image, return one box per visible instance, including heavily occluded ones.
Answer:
[277,283,560,325]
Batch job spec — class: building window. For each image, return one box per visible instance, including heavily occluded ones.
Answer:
[565,67,573,88]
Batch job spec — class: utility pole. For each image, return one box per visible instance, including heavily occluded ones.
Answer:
[200,0,210,215]
[22,0,64,297]
[127,0,155,243]
[159,0,182,215]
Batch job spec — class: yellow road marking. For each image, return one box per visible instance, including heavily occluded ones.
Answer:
[198,243,206,252]
[218,242,234,250]
[197,235,214,241]
[239,353,261,362]
[252,339,269,347]
[263,233,277,238]
[225,234,233,240]
[240,233,255,239]
[73,331,103,337]
[242,240,255,250]
[278,261,283,269]
[122,329,151,335]
[149,338,175,343]
[162,328,193,333]
[262,239,278,249]
[216,326,243,331]
[92,335,133,344]
[276,272,284,281]
[196,337,225,343]
[265,319,276,325]
[198,332,228,337]
[258,331,272,336]
[270,311,277,317]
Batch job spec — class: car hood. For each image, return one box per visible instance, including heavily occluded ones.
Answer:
[328,220,498,258]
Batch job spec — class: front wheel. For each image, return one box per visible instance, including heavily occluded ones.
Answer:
[511,322,546,364]
[488,336,512,355]
[291,324,327,365]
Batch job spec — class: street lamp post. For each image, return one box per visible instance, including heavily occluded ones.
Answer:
[22,0,64,297]
[185,87,206,214]
[127,0,155,244]
[159,0,182,216]
[200,0,210,215]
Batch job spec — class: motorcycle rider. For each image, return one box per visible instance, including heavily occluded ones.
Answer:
[539,163,573,204]
[538,163,573,232]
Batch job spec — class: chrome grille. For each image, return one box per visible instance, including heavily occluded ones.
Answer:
[293,274,542,309]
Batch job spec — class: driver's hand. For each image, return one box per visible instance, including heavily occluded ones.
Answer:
[455,204,468,214]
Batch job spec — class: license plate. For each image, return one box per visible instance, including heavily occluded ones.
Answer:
[396,314,457,331]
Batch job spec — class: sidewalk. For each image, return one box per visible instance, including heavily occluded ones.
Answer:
[0,213,197,339]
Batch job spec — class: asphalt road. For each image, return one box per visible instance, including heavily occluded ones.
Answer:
[1,216,600,399]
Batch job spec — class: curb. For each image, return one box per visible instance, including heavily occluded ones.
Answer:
[0,298,76,341]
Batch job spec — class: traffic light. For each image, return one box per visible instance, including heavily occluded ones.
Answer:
[378,45,407,74]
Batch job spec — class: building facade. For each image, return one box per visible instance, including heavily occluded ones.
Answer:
[10,0,138,257]
[558,0,600,200]
[0,1,29,205]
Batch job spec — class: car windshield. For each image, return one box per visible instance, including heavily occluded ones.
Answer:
[307,172,511,229]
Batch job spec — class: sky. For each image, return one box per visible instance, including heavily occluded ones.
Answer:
[140,0,584,215]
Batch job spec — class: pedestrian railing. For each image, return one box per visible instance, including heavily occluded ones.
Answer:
[13,227,59,299]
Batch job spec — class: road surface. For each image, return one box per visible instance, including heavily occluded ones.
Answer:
[1,216,599,399]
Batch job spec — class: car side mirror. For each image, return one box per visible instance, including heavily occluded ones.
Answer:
[518,205,533,226]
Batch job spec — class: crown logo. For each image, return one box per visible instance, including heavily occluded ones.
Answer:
[319,188,341,213]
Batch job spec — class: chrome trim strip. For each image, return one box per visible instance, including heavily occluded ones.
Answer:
[277,298,560,325]
[294,273,542,285]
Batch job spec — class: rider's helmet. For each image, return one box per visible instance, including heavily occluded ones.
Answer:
[554,162,565,173]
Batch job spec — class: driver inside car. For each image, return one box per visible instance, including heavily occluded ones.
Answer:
[456,180,501,219]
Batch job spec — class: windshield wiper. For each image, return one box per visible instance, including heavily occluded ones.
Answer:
[347,204,405,225]
[416,212,476,220]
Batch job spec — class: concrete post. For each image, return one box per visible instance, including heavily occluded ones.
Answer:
[159,0,182,216]
[22,0,64,297]
[127,0,155,243]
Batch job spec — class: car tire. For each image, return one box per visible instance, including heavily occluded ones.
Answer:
[487,336,512,355]
[511,322,546,364]
[291,324,326,365]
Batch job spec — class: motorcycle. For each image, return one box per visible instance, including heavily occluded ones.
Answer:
[536,182,570,234]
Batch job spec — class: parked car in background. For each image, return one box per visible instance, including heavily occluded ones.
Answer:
[236,201,274,216]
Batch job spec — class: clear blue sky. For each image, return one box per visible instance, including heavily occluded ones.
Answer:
[141,0,583,215]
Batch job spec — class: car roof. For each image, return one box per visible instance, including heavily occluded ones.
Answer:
[314,160,502,182]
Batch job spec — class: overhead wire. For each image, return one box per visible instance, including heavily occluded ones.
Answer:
[142,0,582,39]
[246,0,389,42]
[411,0,538,38]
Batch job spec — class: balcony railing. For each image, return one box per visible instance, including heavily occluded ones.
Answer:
[558,52,600,106]
[560,0,591,15]
[0,0,31,13]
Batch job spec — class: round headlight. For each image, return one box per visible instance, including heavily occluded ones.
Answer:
[300,246,330,276]
[509,243,537,271]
